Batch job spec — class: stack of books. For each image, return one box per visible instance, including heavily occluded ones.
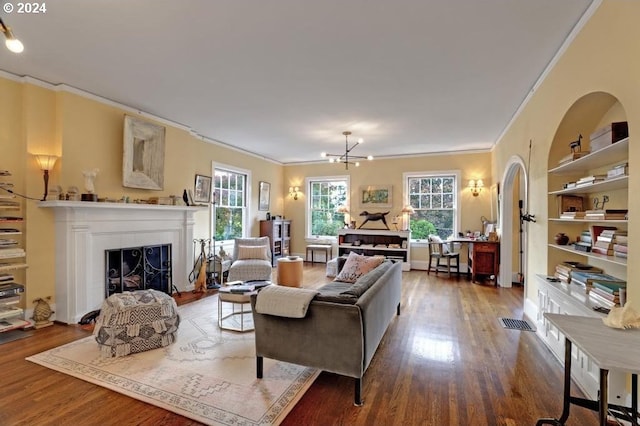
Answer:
[554,262,602,284]
[570,271,624,293]
[613,234,628,258]
[589,281,626,308]
[0,247,25,259]
[607,162,628,178]
[574,230,593,252]
[584,209,628,220]
[560,211,585,219]
[575,174,607,187]
[592,229,627,256]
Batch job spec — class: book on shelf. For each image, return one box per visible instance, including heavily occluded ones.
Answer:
[0,273,14,282]
[590,246,613,256]
[589,291,616,308]
[0,248,25,258]
[590,287,619,302]
[0,317,29,333]
[613,243,628,253]
[0,282,24,298]
[579,230,592,244]
[607,163,628,178]
[560,211,585,219]
[555,261,601,275]
[589,225,617,244]
[573,242,592,252]
[570,271,624,288]
[613,251,627,258]
[615,235,628,244]
[592,280,626,295]
[0,305,23,320]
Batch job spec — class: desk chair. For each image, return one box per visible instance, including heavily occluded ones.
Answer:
[427,237,460,277]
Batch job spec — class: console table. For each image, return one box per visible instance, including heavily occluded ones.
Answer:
[537,313,640,426]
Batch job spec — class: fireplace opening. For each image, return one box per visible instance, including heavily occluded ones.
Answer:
[105,244,172,297]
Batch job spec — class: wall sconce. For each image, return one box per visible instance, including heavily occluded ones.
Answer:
[401,205,415,231]
[468,179,483,197]
[34,154,59,201]
[289,186,299,200]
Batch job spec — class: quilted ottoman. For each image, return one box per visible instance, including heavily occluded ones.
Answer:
[93,289,180,357]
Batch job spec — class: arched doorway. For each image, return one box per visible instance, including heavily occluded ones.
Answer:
[499,156,529,289]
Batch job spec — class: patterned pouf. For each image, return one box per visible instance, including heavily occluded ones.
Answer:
[93,289,180,357]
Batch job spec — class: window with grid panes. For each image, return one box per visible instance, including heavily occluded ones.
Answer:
[406,173,458,240]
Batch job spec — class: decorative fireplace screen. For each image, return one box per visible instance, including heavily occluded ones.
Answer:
[105,244,172,297]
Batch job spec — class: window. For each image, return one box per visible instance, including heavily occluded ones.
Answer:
[213,165,249,242]
[404,171,460,240]
[306,176,349,238]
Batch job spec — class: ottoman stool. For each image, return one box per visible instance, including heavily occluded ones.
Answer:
[93,289,180,357]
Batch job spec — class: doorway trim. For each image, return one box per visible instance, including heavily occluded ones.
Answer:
[499,155,529,288]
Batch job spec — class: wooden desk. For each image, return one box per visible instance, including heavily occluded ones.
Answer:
[444,239,499,283]
[537,313,640,426]
[469,241,499,283]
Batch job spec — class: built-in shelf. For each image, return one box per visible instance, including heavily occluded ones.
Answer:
[549,175,628,195]
[549,218,627,224]
[548,243,627,267]
[548,137,629,175]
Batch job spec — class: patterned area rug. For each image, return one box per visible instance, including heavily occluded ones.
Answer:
[26,296,319,425]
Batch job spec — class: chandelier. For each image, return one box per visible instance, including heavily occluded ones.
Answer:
[321,131,373,170]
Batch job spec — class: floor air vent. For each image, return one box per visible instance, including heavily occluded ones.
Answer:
[498,317,536,332]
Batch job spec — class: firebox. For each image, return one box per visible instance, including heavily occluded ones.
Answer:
[105,244,172,297]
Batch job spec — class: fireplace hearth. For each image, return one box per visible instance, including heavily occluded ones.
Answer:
[106,244,172,297]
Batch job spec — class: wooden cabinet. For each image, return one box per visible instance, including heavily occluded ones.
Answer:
[260,219,291,266]
[0,169,30,339]
[337,229,411,271]
[469,241,499,282]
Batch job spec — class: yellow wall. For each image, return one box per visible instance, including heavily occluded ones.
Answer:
[492,0,640,306]
[284,151,493,262]
[2,80,283,313]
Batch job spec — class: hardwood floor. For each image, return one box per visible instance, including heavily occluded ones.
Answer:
[0,266,598,425]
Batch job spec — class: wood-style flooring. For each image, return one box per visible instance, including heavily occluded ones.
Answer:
[0,266,599,425]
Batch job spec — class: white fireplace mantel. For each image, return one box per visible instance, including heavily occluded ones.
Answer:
[40,201,206,324]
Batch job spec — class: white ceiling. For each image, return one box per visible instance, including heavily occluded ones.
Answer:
[1,0,594,164]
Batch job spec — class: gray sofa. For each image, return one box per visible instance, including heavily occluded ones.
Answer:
[250,260,402,405]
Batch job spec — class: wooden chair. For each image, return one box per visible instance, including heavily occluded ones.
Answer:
[427,240,460,277]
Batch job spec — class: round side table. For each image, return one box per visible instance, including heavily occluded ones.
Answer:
[277,257,303,287]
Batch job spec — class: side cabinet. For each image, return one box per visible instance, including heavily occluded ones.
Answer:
[260,219,291,266]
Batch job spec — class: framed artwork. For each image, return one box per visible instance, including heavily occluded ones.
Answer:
[259,181,270,211]
[122,115,166,190]
[360,185,392,208]
[194,174,212,204]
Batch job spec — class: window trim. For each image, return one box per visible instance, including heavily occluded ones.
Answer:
[305,174,350,239]
[403,170,461,242]
[211,162,252,242]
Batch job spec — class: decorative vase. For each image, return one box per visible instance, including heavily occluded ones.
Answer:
[554,233,570,245]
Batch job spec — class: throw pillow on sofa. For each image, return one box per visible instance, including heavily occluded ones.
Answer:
[237,245,269,260]
[334,252,384,283]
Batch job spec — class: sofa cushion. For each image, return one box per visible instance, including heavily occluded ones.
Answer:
[237,245,269,260]
[334,252,384,283]
[315,281,358,304]
[341,260,393,298]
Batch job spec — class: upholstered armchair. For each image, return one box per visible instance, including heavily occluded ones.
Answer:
[227,237,273,282]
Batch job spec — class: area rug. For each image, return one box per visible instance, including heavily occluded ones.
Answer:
[26,296,319,425]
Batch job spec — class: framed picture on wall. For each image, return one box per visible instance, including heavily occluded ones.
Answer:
[359,185,392,208]
[259,181,270,211]
[194,174,212,204]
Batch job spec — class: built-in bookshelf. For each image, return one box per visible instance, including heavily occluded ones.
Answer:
[0,169,29,339]
[337,229,411,271]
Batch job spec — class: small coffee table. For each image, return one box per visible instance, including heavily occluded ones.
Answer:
[217,282,271,332]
